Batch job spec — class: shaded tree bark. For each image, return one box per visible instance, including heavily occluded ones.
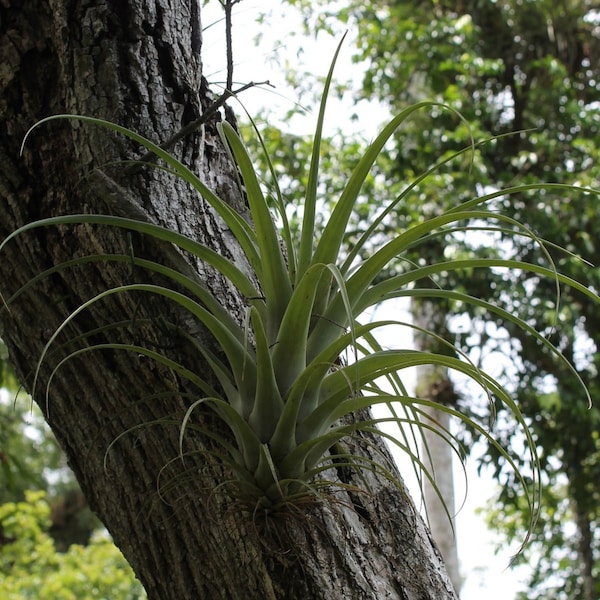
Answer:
[0,2,457,598]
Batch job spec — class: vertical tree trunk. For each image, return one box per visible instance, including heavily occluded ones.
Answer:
[412,296,462,594]
[0,2,457,598]
[574,502,596,600]
[418,387,462,594]
[568,465,599,600]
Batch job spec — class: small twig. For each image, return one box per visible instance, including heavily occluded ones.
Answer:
[224,0,241,91]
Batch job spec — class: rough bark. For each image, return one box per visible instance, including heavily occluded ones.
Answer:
[0,2,457,598]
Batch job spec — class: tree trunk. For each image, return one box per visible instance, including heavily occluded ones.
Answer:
[412,295,462,594]
[0,2,456,598]
[418,396,462,594]
[568,463,599,600]
[573,499,596,600]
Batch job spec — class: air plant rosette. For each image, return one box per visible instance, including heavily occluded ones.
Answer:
[3,41,598,549]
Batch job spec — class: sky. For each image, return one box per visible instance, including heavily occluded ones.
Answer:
[201,2,533,598]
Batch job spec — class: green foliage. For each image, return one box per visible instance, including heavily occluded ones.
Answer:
[484,471,600,599]
[0,340,17,391]
[0,490,144,599]
[0,392,66,504]
[0,376,137,593]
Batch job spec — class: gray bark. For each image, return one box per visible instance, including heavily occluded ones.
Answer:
[419,400,462,594]
[413,296,462,594]
[0,2,457,598]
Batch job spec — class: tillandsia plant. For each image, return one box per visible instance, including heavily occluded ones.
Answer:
[2,41,598,545]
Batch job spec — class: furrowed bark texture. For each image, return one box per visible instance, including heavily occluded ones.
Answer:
[0,2,456,598]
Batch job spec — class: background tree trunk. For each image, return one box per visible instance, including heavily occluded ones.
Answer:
[417,391,462,594]
[412,287,462,593]
[0,2,456,598]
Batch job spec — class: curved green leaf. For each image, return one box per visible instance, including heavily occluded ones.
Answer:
[22,115,262,272]
[0,215,260,302]
[219,121,292,328]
